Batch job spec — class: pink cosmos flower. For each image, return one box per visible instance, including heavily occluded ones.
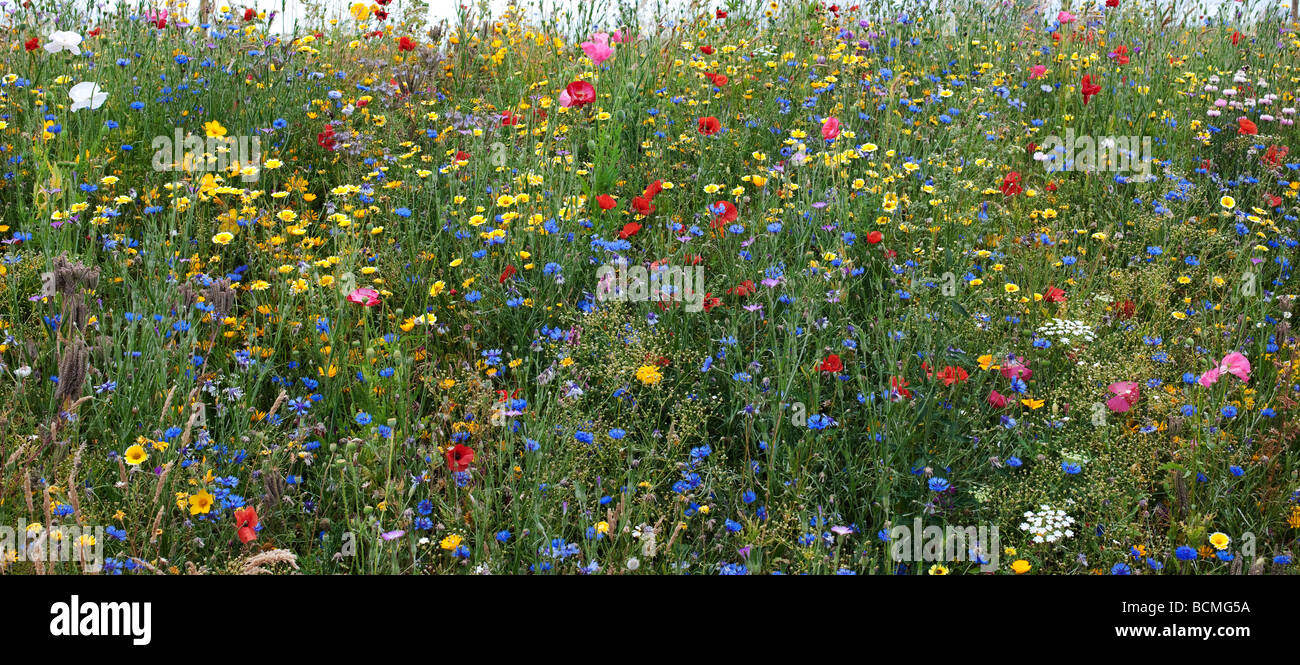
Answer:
[1029,65,1047,80]
[347,287,381,307]
[1057,10,1076,23]
[611,30,629,44]
[821,116,841,140]
[1198,352,1251,387]
[1106,381,1140,413]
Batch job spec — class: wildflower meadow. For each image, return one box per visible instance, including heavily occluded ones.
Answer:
[3,0,1300,579]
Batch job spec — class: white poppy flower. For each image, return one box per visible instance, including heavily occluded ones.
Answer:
[69,82,107,111]
[44,31,83,55]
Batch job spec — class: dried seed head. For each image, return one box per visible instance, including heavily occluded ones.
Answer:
[55,336,89,405]
[204,278,238,318]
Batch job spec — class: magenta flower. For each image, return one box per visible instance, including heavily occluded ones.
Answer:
[1198,352,1251,387]
[987,390,1010,409]
[1106,381,1140,413]
[347,287,381,307]
[999,355,1032,381]
[821,116,841,140]
[580,33,615,65]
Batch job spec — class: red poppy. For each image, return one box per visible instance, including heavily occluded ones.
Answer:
[866,230,883,244]
[697,116,722,135]
[564,80,596,107]
[890,376,912,400]
[631,196,656,217]
[398,36,416,51]
[711,200,738,228]
[499,265,517,283]
[374,10,388,20]
[244,8,256,20]
[1026,141,1038,157]
[643,180,664,199]
[819,354,844,373]
[999,171,1022,196]
[727,280,756,297]
[501,110,520,126]
[1046,180,1057,192]
[936,366,969,386]
[1118,299,1136,319]
[922,361,969,386]
[233,506,259,544]
[701,292,722,312]
[716,9,728,18]
[317,126,337,151]
[1044,286,1067,303]
[455,150,471,162]
[1263,144,1289,168]
[1110,44,1129,65]
[596,194,617,210]
[706,73,729,87]
[617,222,642,239]
[1080,75,1101,105]
[24,36,39,51]
[446,444,476,472]
[1237,117,1258,135]
[1231,30,1242,46]
[700,45,715,55]
[1105,0,1118,6]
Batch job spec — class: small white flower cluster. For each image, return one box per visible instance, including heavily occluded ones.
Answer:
[632,523,658,559]
[1037,318,1096,345]
[1019,505,1076,544]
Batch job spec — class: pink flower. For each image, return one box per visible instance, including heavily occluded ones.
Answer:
[1198,352,1251,387]
[999,356,1032,381]
[581,33,615,65]
[347,287,381,307]
[1106,381,1140,413]
[557,89,572,108]
[821,116,841,140]
[987,390,1009,408]
[1029,64,1047,80]
[1057,10,1076,23]
[611,30,629,44]
[145,8,169,28]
